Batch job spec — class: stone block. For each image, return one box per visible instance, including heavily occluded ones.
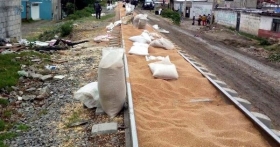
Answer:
[223,88,238,97]
[251,112,271,128]
[235,97,251,110]
[213,80,227,87]
[91,122,118,135]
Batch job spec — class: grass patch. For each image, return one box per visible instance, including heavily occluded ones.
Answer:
[268,53,280,62]
[16,124,29,131]
[65,110,82,128]
[0,99,8,107]
[0,51,50,89]
[161,9,181,25]
[38,109,48,116]
[0,120,5,131]
[0,132,17,147]
[2,110,12,118]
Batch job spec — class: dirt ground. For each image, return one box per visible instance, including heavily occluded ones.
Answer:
[142,10,280,131]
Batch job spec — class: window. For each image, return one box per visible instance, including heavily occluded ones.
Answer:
[271,19,280,33]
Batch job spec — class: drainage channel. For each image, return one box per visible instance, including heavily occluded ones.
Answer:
[108,6,138,147]
[178,51,280,144]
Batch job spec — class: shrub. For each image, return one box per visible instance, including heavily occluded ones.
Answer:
[60,22,73,37]
[161,9,181,25]
[268,53,280,62]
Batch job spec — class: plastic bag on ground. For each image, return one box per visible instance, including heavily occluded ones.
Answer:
[150,37,174,50]
[148,56,178,79]
[74,82,99,108]
[98,48,126,117]
[106,22,114,30]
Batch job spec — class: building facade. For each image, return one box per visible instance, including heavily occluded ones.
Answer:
[21,0,61,21]
[0,0,22,40]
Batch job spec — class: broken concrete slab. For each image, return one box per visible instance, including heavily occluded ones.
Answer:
[235,97,251,110]
[251,112,272,128]
[91,122,118,135]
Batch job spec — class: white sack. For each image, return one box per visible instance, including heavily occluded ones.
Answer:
[141,31,152,43]
[129,35,149,44]
[98,48,126,117]
[150,38,174,50]
[74,82,99,108]
[149,32,161,39]
[148,56,178,79]
[106,22,114,30]
[128,43,149,56]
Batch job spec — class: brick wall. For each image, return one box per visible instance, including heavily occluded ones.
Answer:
[0,0,22,40]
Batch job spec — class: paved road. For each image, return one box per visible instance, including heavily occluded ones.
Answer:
[139,10,280,130]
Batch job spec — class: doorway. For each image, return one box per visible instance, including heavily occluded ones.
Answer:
[31,3,40,20]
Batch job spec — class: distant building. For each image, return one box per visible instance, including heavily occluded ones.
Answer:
[21,0,61,21]
[0,0,22,40]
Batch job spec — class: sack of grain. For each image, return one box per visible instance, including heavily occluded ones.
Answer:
[98,48,126,117]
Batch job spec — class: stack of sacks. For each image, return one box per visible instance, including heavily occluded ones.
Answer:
[148,56,179,80]
[129,30,152,55]
[133,14,148,29]
[125,3,135,15]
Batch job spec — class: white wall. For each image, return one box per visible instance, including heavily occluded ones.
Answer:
[0,0,22,40]
[190,2,213,18]
[214,10,237,27]
[259,16,273,30]
[240,13,260,35]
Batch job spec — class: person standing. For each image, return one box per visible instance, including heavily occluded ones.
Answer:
[207,14,211,25]
[94,1,102,19]
[198,15,202,26]
[202,14,206,26]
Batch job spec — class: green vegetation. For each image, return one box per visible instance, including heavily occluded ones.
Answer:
[161,9,181,25]
[65,110,82,128]
[0,132,17,147]
[67,6,94,20]
[0,51,50,89]
[98,14,115,21]
[0,120,5,131]
[16,124,30,131]
[0,99,9,107]
[61,21,74,37]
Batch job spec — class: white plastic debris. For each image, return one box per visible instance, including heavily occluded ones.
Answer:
[74,82,100,109]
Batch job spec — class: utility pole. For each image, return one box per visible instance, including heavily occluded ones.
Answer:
[210,0,216,25]
[74,0,76,13]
